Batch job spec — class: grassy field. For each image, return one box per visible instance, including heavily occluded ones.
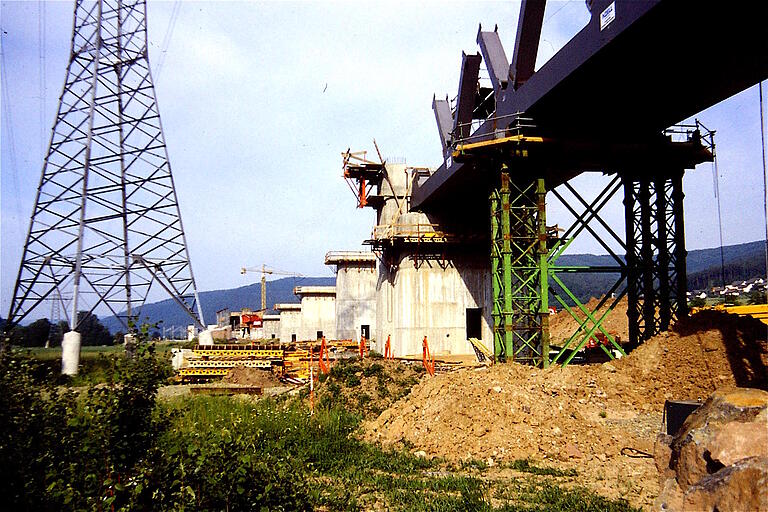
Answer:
[3,349,640,511]
[160,394,640,511]
[11,342,181,386]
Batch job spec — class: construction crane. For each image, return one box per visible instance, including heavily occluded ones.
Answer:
[241,265,304,310]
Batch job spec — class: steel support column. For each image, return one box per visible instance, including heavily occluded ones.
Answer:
[623,171,687,346]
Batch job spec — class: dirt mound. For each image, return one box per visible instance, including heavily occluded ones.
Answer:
[316,358,424,418]
[364,310,768,509]
[222,367,281,387]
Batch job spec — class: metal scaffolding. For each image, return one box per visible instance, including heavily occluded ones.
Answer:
[6,0,204,333]
[490,171,549,365]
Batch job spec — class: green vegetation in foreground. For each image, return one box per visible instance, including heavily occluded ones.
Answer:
[1,350,641,512]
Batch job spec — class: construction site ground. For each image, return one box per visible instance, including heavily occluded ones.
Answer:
[363,308,768,510]
[156,306,767,510]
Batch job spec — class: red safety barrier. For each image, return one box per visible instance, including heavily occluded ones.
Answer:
[318,336,331,374]
[422,336,435,376]
[309,348,315,415]
[384,334,393,360]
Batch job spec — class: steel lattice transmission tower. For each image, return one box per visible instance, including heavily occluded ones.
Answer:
[7,0,205,366]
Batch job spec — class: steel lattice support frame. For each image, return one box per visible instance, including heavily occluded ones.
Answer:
[547,176,628,365]
[490,171,548,365]
[7,0,204,332]
[623,171,687,346]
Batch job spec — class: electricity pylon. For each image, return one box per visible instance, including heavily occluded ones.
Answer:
[6,0,205,373]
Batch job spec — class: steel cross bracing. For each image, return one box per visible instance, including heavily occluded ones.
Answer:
[547,176,629,365]
[7,0,204,332]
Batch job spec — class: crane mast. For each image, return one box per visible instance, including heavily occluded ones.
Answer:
[241,265,304,310]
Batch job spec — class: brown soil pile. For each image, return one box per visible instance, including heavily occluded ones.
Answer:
[222,367,281,387]
[364,311,768,509]
[549,296,629,345]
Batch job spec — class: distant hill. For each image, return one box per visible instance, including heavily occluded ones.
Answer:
[100,240,766,333]
[555,240,766,302]
[101,276,334,333]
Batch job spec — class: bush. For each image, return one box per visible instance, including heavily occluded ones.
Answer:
[0,345,169,510]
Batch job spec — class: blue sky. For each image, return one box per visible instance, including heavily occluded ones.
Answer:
[1,1,766,319]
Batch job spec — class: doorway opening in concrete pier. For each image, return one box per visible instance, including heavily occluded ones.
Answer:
[466,308,482,340]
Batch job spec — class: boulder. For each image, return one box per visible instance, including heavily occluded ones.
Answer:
[670,388,768,490]
[653,388,768,511]
[683,456,768,512]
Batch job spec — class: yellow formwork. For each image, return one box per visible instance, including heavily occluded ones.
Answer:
[178,368,232,377]
[191,349,284,358]
[187,360,273,368]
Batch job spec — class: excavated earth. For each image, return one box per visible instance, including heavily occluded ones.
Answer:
[364,310,768,510]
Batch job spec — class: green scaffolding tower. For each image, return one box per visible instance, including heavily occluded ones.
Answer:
[490,170,549,366]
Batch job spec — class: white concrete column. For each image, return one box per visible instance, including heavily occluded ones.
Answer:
[198,329,214,345]
[61,331,81,375]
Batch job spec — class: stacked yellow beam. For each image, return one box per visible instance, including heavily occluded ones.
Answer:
[723,304,768,325]
[177,345,284,380]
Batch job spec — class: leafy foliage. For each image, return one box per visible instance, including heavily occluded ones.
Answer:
[0,344,169,510]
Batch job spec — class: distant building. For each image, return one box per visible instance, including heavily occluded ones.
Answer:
[325,251,377,341]
[294,286,336,341]
[275,303,301,342]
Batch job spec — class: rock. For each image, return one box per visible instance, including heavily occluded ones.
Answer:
[709,413,768,467]
[683,456,768,512]
[378,408,392,424]
[654,477,684,512]
[492,386,503,393]
[565,442,583,459]
[670,388,768,490]
[413,450,427,459]
[654,433,675,483]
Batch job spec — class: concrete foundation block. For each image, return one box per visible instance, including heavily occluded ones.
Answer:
[61,331,81,375]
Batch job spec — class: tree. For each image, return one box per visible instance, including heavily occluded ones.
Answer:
[75,311,113,346]
[748,289,766,305]
[22,319,52,347]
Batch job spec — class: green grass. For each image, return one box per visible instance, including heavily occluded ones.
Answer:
[13,343,174,386]
[11,351,641,511]
[159,395,640,512]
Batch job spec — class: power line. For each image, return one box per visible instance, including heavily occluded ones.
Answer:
[153,1,182,82]
[38,0,47,161]
[0,38,23,223]
[542,0,575,27]
[759,81,767,294]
